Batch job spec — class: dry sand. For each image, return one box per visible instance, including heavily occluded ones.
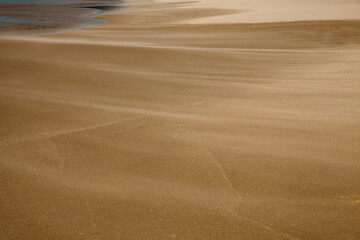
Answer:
[157,0,360,23]
[0,0,360,239]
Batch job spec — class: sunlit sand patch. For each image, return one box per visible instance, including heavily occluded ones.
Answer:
[157,0,360,23]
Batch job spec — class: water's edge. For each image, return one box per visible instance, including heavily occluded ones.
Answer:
[0,0,126,36]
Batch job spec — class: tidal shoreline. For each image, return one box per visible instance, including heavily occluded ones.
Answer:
[0,0,125,36]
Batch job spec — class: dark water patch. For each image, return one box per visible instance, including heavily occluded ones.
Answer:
[0,0,74,4]
[0,16,52,23]
[79,5,123,11]
[0,0,125,36]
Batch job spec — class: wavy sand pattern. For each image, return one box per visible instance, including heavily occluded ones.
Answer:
[0,0,360,239]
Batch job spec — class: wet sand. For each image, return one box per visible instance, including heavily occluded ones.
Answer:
[0,0,124,36]
[0,0,360,239]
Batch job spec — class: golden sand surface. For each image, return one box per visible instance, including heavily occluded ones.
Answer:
[0,0,360,239]
[157,0,360,23]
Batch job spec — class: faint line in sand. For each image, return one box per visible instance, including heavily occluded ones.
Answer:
[1,133,301,240]
[0,87,227,123]
[209,151,302,240]
[85,198,103,240]
[47,138,66,171]
[190,131,302,240]
[5,36,355,54]
[0,117,145,147]
[0,156,240,209]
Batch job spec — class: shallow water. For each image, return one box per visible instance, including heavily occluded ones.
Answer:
[0,16,52,23]
[0,0,124,36]
[0,0,73,3]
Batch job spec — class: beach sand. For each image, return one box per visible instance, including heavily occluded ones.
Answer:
[157,0,360,24]
[0,0,360,239]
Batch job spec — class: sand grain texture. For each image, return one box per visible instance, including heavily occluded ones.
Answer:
[0,0,360,239]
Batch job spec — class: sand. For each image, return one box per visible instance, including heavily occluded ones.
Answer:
[0,0,360,239]
[157,0,360,23]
